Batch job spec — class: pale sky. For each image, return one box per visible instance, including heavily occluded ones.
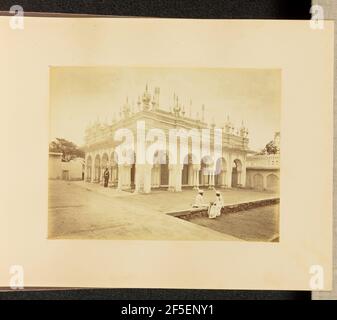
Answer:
[49,66,281,151]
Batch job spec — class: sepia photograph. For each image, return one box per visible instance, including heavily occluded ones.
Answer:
[48,66,281,241]
[0,15,333,293]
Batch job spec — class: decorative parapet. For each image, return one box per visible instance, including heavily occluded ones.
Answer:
[84,85,251,149]
[246,154,280,169]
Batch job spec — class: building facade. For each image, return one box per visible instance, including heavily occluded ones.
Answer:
[49,152,84,181]
[83,85,252,193]
[246,132,280,192]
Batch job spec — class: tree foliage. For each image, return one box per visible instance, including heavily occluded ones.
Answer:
[49,138,84,161]
[258,140,279,155]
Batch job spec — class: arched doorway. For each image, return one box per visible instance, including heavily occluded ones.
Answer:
[267,174,279,192]
[86,156,92,182]
[182,154,196,187]
[102,153,109,169]
[246,173,252,188]
[159,152,169,186]
[215,157,227,187]
[94,154,101,183]
[151,150,169,187]
[181,154,189,186]
[199,156,212,187]
[231,159,242,187]
[253,173,264,191]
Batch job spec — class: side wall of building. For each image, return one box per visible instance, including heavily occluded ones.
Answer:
[246,168,280,192]
[49,154,62,179]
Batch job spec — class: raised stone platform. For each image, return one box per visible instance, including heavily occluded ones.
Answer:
[167,197,280,220]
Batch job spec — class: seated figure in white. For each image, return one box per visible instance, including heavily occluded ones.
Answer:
[192,190,208,208]
[208,191,224,219]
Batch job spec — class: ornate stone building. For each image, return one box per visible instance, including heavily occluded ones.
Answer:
[83,85,251,193]
[246,132,280,192]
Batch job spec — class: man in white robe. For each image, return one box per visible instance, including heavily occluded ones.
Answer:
[208,191,224,219]
[192,190,208,208]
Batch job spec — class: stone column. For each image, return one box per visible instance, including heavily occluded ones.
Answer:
[100,168,105,186]
[175,164,183,192]
[143,164,152,193]
[168,164,182,192]
[208,170,215,189]
[195,170,200,189]
[241,166,247,188]
[151,165,160,188]
[135,164,153,194]
[135,164,144,193]
[108,166,114,187]
[192,165,200,189]
[117,165,131,190]
[193,171,197,189]
[168,164,174,191]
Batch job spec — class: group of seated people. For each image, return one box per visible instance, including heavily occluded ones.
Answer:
[192,189,224,219]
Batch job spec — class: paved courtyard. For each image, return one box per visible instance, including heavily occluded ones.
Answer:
[48,180,279,241]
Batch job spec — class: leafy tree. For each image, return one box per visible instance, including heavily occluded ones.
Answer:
[49,138,84,161]
[258,140,279,155]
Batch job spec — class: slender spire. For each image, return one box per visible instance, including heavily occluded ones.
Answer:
[201,104,205,122]
[173,95,181,117]
[142,84,151,110]
[181,104,185,117]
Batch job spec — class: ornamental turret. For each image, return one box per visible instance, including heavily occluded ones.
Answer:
[173,96,181,117]
[224,115,232,134]
[142,84,151,111]
[152,87,160,110]
[240,121,248,137]
[123,97,131,118]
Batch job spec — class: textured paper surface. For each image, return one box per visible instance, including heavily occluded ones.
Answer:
[312,0,336,300]
[0,17,334,290]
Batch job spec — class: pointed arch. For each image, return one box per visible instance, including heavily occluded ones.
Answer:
[231,158,242,187]
[266,173,279,192]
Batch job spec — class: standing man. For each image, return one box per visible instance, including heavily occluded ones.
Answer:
[103,167,110,188]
